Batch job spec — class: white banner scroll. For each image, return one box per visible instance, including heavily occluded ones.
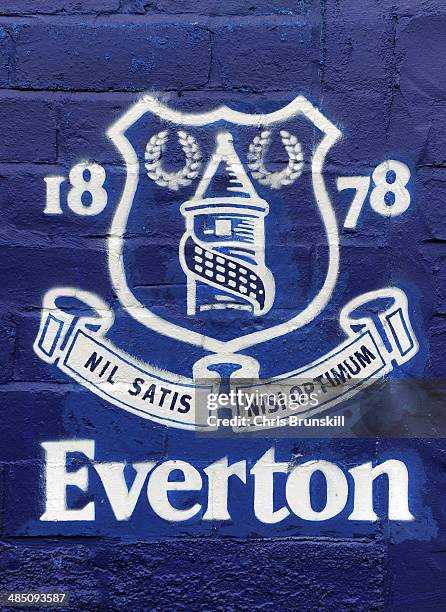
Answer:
[34,287,418,432]
[231,288,419,431]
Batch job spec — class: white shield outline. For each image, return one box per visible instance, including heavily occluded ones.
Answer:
[107,95,342,355]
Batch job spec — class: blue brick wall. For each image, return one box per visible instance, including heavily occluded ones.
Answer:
[0,1,445,610]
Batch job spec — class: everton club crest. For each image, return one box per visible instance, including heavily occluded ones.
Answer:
[34,95,419,431]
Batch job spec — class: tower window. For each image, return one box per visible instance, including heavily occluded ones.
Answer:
[215,219,232,236]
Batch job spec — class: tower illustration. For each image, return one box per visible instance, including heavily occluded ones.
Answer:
[179,131,275,316]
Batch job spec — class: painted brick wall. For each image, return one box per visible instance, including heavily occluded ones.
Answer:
[0,1,445,611]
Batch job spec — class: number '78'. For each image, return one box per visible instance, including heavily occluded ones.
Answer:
[337,160,411,229]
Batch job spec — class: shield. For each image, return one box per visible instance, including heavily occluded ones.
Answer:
[107,96,342,355]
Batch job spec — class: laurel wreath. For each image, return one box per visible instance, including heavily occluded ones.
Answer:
[145,130,202,191]
[247,130,304,189]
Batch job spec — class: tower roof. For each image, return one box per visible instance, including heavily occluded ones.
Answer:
[194,132,262,201]
[181,131,269,216]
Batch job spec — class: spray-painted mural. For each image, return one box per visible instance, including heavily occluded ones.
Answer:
[1,1,446,609]
[35,97,418,432]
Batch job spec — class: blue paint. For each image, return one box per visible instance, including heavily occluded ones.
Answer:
[0,1,445,610]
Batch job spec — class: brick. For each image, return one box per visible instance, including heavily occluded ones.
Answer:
[0,313,15,384]
[0,539,102,604]
[0,539,384,608]
[148,0,318,16]
[416,168,446,240]
[428,317,446,377]
[119,0,151,12]
[0,389,67,461]
[12,23,211,91]
[12,311,74,384]
[420,102,446,167]
[0,385,167,462]
[0,27,11,87]
[0,163,128,243]
[318,243,393,319]
[322,90,389,166]
[0,165,64,239]
[210,21,321,92]
[323,1,395,94]
[0,1,120,15]
[397,14,446,104]
[0,98,57,162]
[0,244,109,308]
[0,2,442,608]
[432,255,446,315]
[385,90,432,163]
[56,96,129,164]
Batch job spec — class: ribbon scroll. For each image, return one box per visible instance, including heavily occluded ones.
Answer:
[34,287,418,432]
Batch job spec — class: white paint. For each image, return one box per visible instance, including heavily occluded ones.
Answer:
[40,439,95,521]
[337,175,370,229]
[202,457,246,520]
[34,287,115,366]
[370,160,411,217]
[338,160,411,229]
[145,129,202,191]
[34,99,420,431]
[286,460,349,520]
[107,95,342,354]
[250,447,290,524]
[387,309,413,354]
[349,460,414,521]
[193,352,260,386]
[33,286,418,431]
[146,460,202,521]
[67,162,108,216]
[339,286,418,363]
[39,441,414,523]
[94,461,155,520]
[231,286,419,431]
[247,129,304,189]
[43,176,65,215]
[179,131,275,317]
[38,314,63,355]
[215,218,232,236]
